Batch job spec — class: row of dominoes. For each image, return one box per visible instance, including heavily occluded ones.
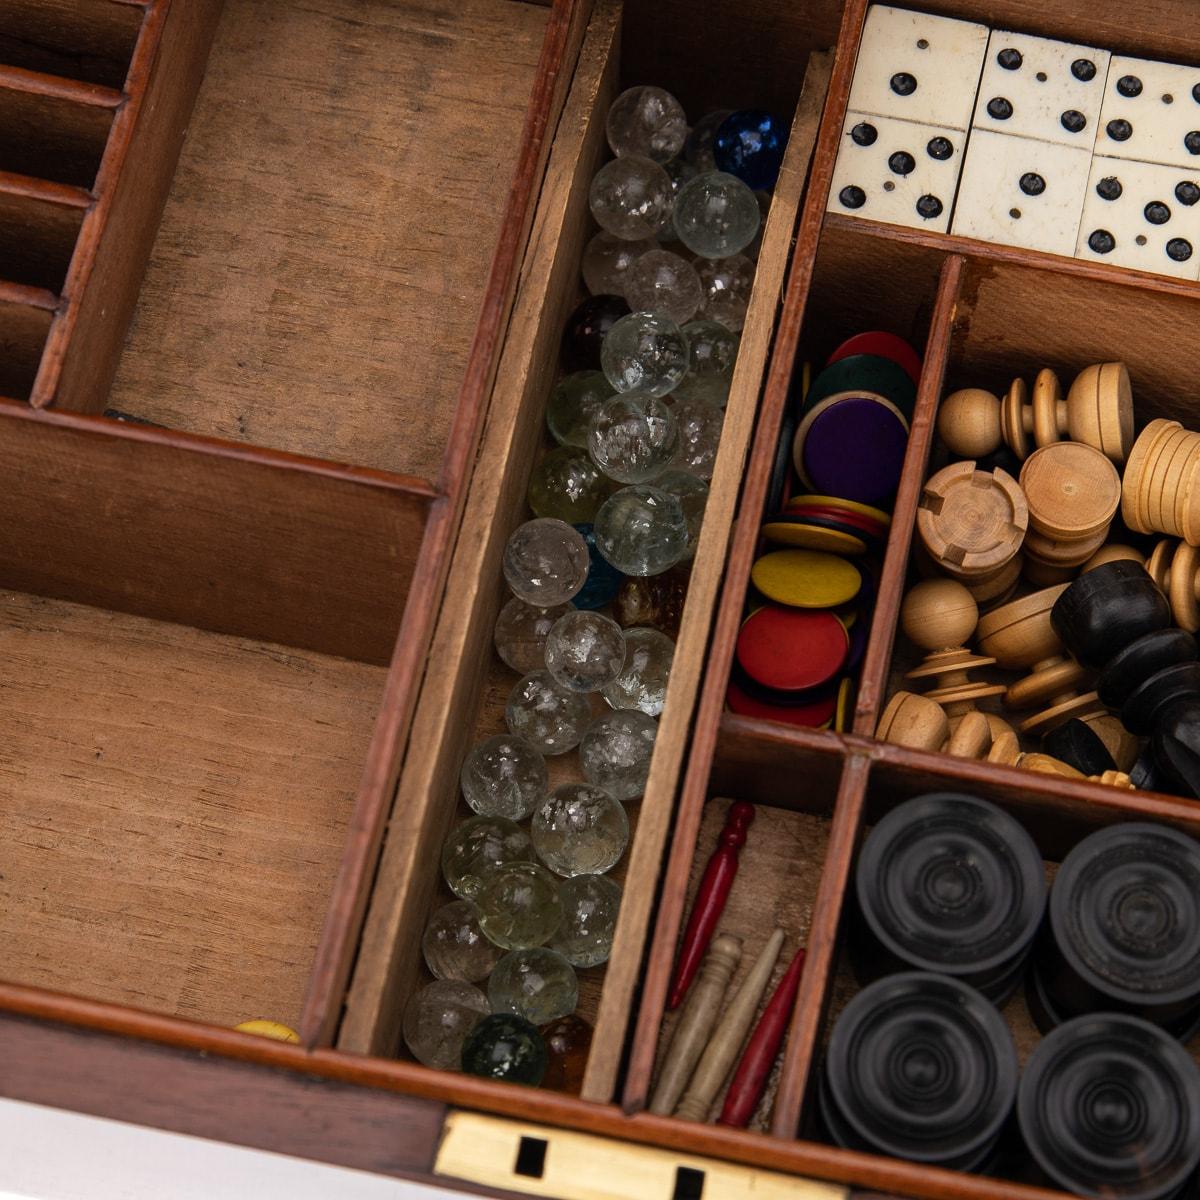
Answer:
[828,5,1200,280]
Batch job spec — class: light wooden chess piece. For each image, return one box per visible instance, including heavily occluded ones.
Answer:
[987,735,1132,787]
[937,364,1133,464]
[1146,538,1200,632]
[1122,419,1200,540]
[875,691,949,752]
[943,709,992,759]
[1006,657,1103,738]
[918,461,1027,582]
[1082,544,1145,574]
[1020,441,1121,571]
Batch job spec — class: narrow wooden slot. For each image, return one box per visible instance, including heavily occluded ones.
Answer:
[0,172,89,290]
[0,0,144,88]
[0,280,56,399]
[0,65,119,187]
[101,0,552,478]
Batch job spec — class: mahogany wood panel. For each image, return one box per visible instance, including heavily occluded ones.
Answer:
[0,282,54,399]
[103,0,548,478]
[0,0,143,87]
[0,404,430,665]
[0,172,88,290]
[0,591,385,1028]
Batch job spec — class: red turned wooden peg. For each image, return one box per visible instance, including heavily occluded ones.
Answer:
[668,802,756,1010]
[717,946,806,1128]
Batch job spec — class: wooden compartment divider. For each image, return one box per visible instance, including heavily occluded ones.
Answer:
[0,280,56,399]
[0,171,89,291]
[0,0,145,88]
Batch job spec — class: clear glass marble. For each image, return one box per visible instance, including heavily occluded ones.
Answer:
[494,597,572,674]
[600,312,689,397]
[442,815,534,901]
[527,446,611,525]
[623,249,704,325]
[673,171,761,259]
[668,395,725,481]
[552,874,623,968]
[488,947,579,1025]
[544,609,626,693]
[422,899,502,983]
[602,627,675,716]
[697,254,755,331]
[476,861,564,950]
[460,733,548,821]
[504,669,592,755]
[579,709,658,802]
[587,392,678,484]
[686,109,734,172]
[502,518,590,608]
[532,782,630,877]
[653,468,709,560]
[675,319,740,405]
[581,231,655,296]
[546,371,615,449]
[606,85,687,163]
[402,979,489,1070]
[594,484,689,576]
[589,156,673,241]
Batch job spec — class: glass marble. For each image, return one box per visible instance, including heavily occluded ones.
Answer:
[503,518,589,608]
[571,524,624,611]
[461,1013,547,1086]
[546,370,615,449]
[494,597,573,674]
[686,109,734,172]
[673,171,761,259]
[562,294,630,373]
[594,485,689,576]
[612,567,689,636]
[541,1013,594,1093]
[600,312,689,397]
[714,109,786,191]
[488,947,579,1025]
[675,319,739,405]
[442,815,534,901]
[460,733,548,822]
[402,979,489,1070]
[602,627,676,717]
[528,446,611,525]
[589,156,673,241]
[532,782,629,877]
[623,249,704,325]
[579,709,657,802]
[505,669,592,755]
[697,254,755,331]
[544,610,626,693]
[653,468,709,560]
[476,861,564,950]
[552,874,622,968]
[587,392,678,484]
[422,899,502,983]
[606,85,688,163]
[581,231,655,296]
[668,395,725,481]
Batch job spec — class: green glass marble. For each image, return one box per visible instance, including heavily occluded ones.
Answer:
[552,874,623,968]
[476,861,564,950]
[488,947,578,1025]
[528,446,612,525]
[441,815,534,901]
[461,1013,548,1085]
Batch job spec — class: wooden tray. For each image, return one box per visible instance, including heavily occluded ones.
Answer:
[5,1,1200,1199]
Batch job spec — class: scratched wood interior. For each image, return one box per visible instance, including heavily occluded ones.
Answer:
[0,0,142,87]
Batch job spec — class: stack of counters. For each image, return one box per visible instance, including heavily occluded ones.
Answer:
[761,494,890,557]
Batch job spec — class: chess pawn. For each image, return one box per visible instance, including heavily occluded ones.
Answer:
[976,585,1071,670]
[1147,539,1200,633]
[1019,442,1121,570]
[1005,655,1102,738]
[875,690,949,752]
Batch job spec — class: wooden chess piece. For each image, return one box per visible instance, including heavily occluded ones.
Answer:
[1020,752,1086,778]
[669,803,755,1010]
[875,691,949,752]
[968,554,1024,608]
[1084,713,1141,773]
[1022,556,1078,588]
[943,709,992,759]
[1082,544,1144,574]
[1006,656,1102,737]
[917,461,1027,582]
[1146,539,1200,632]
[650,934,742,1116]
[1020,442,1121,570]
[976,585,1071,670]
[987,730,1023,766]
[1122,419,1200,540]
[675,930,785,1122]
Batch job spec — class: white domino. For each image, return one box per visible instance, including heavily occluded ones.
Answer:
[1095,55,1200,168]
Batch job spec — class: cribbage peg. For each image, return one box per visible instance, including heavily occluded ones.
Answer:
[669,802,755,1011]
[675,929,785,1123]
[1147,539,1200,633]
[717,947,806,1129]
[875,690,949,752]
[650,934,742,1116]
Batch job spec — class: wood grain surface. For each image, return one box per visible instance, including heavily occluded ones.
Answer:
[0,0,143,87]
[0,172,87,291]
[0,283,54,399]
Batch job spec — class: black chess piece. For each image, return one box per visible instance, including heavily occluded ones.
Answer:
[1044,718,1116,776]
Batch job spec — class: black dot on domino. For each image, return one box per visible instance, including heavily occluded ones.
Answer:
[1020,173,1046,196]
[988,97,1014,120]
[1088,229,1116,254]
[1186,131,1200,154]
[1060,109,1087,133]
[851,122,877,146]
[890,72,917,96]
[1072,59,1097,81]
[915,195,943,219]
[1193,82,1200,104]
[916,38,929,49]
[888,151,916,175]
[1168,238,1194,261]
[883,181,896,192]
[1177,181,1200,206]
[1009,207,1022,219]
[1107,119,1133,141]
[1096,177,1123,201]
[1145,201,1172,225]
[997,48,1022,70]
[926,136,953,160]
[839,186,866,209]
[1136,234,1148,245]
[1036,71,1048,82]
[1117,75,1143,97]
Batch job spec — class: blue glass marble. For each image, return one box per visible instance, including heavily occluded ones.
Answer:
[714,110,786,192]
[572,524,624,610]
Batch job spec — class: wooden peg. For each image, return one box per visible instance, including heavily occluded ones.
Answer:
[675,930,785,1123]
[718,947,806,1129]
[917,461,1028,580]
[943,709,992,759]
[669,803,755,1010]
[650,934,742,1116]
[875,690,949,752]
[1146,538,1200,632]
